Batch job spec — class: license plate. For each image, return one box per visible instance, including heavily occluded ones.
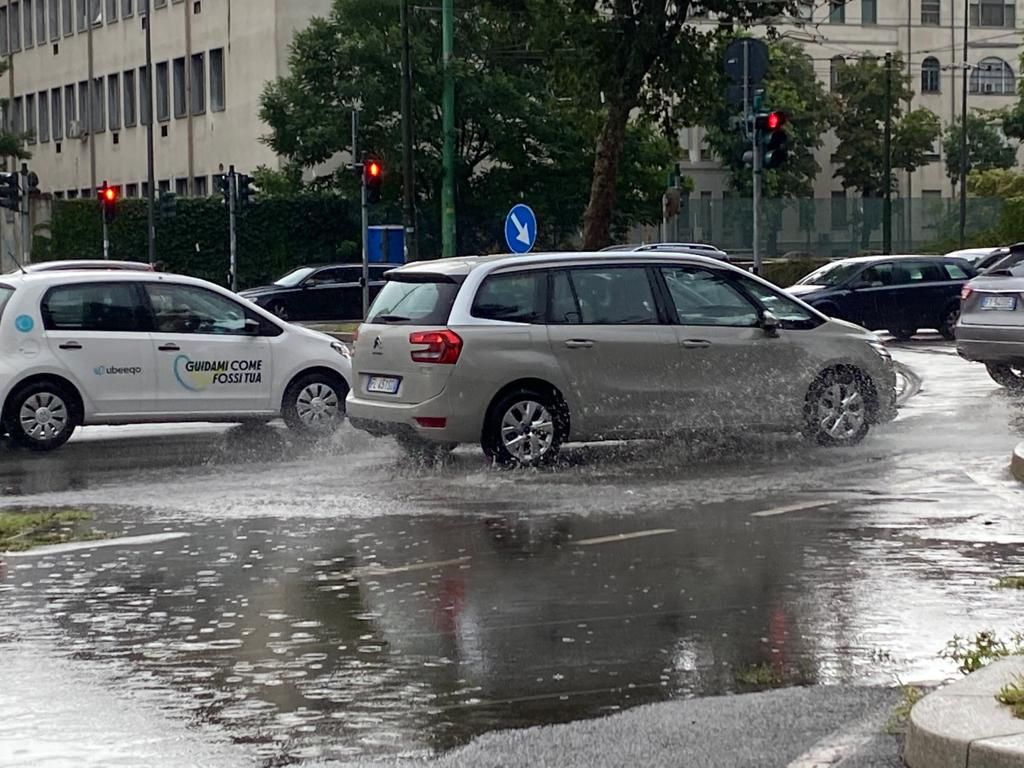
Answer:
[981,295,1017,311]
[366,376,401,394]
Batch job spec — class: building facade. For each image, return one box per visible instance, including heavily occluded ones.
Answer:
[677,0,1024,252]
[0,0,331,200]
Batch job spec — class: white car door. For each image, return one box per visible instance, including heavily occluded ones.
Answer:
[143,282,273,415]
[40,281,157,415]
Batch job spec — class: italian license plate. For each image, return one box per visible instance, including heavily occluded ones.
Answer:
[367,376,401,394]
[981,295,1017,311]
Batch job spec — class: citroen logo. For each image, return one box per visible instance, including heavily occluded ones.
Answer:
[372,336,383,354]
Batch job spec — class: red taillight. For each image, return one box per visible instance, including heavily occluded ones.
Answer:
[415,417,448,429]
[409,330,462,364]
[961,286,974,301]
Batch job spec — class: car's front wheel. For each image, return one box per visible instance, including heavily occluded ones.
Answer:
[888,327,916,341]
[804,369,870,447]
[986,363,1024,392]
[4,380,81,452]
[483,388,567,467]
[282,372,348,436]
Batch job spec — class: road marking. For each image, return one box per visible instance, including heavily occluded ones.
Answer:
[751,500,841,518]
[353,556,471,577]
[785,711,886,768]
[573,528,676,546]
[3,531,190,557]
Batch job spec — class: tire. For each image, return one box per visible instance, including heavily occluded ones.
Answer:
[482,387,567,467]
[269,301,290,321]
[803,369,871,447]
[888,327,915,341]
[3,379,81,452]
[282,372,348,436]
[986,363,1024,392]
[396,433,456,461]
[938,304,960,341]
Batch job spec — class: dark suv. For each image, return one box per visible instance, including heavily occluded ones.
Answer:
[786,255,976,340]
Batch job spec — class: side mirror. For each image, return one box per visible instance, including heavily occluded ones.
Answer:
[761,310,781,337]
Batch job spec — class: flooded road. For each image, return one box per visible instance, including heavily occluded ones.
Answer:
[2,338,1024,766]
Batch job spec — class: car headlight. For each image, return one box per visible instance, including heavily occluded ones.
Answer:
[331,341,351,359]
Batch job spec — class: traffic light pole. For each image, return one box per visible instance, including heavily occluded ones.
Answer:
[144,5,156,266]
[441,0,456,258]
[19,165,30,267]
[883,52,893,255]
[228,166,237,292]
[743,43,762,276]
[361,164,370,318]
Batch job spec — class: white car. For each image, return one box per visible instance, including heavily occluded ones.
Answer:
[0,270,351,451]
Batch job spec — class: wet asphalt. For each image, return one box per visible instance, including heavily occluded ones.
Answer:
[2,336,1024,767]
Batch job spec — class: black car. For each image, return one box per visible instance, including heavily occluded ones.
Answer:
[239,264,391,321]
[786,254,976,340]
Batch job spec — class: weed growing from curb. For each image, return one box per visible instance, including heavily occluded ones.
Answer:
[942,631,1024,675]
[996,576,1024,590]
[997,676,1024,719]
[0,508,101,552]
[885,680,925,734]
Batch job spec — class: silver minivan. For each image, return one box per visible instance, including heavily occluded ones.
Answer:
[346,252,897,466]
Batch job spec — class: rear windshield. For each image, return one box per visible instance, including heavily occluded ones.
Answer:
[0,285,13,320]
[366,277,461,325]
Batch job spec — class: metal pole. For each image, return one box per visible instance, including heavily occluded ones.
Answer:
[228,165,237,292]
[441,0,455,258]
[400,0,418,263]
[19,163,29,266]
[883,52,893,255]
[87,5,96,193]
[959,0,969,248]
[361,169,369,318]
[144,5,156,265]
[103,218,109,260]
[745,42,762,275]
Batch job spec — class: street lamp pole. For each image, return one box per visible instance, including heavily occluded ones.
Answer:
[399,0,418,262]
[959,0,969,248]
[144,2,156,265]
[883,52,893,255]
[441,0,455,258]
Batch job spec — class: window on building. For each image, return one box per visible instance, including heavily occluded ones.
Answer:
[89,0,99,25]
[175,177,188,197]
[193,175,207,196]
[828,0,845,23]
[154,0,165,7]
[61,0,71,36]
[12,97,23,135]
[971,57,1015,94]
[36,0,46,43]
[922,0,941,24]
[49,0,59,38]
[122,0,132,16]
[107,73,120,129]
[24,0,34,48]
[158,179,170,193]
[190,52,205,114]
[922,57,941,93]
[78,80,89,132]
[971,0,1015,27]
[861,0,876,24]
[51,87,62,140]
[796,0,814,20]
[106,0,116,21]
[25,94,36,142]
[66,189,78,198]
[125,182,138,197]
[0,8,8,55]
[172,57,186,118]
[140,65,151,124]
[77,0,87,31]
[11,3,22,50]
[830,56,845,91]
[92,77,104,131]
[831,190,848,229]
[155,61,169,121]
[123,70,136,126]
[64,84,76,133]
[38,91,49,142]
[209,47,224,111]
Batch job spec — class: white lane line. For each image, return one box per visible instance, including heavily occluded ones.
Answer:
[751,500,841,518]
[353,556,472,577]
[573,528,676,547]
[3,531,190,557]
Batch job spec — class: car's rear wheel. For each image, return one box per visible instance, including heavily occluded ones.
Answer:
[938,304,960,341]
[804,369,870,447]
[4,380,81,452]
[483,388,566,467]
[888,327,916,341]
[283,372,347,436]
[269,301,289,321]
[986,363,1024,392]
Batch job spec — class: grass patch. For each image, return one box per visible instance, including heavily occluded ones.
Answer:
[997,676,1024,719]
[0,508,103,552]
[942,631,1024,675]
[735,662,784,689]
[996,576,1024,590]
[885,681,925,734]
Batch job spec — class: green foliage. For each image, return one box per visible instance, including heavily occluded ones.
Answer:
[943,112,1018,185]
[997,676,1024,719]
[252,164,304,197]
[942,631,1024,676]
[0,59,31,160]
[734,662,784,689]
[0,508,96,552]
[997,576,1024,590]
[969,168,1024,199]
[885,681,925,734]
[45,195,360,289]
[832,55,940,198]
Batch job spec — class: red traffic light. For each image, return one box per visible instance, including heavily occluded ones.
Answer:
[103,187,117,203]
[767,111,786,130]
[367,160,381,178]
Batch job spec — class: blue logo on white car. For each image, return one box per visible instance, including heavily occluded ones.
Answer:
[14,315,33,333]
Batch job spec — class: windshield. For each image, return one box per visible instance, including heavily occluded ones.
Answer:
[983,251,1024,274]
[274,267,317,288]
[0,285,13,320]
[795,262,863,287]
[367,277,461,325]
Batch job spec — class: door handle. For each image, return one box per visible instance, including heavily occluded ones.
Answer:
[158,343,181,352]
[681,339,711,349]
[564,339,594,349]
[58,341,82,350]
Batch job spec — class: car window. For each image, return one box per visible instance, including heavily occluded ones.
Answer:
[42,282,146,332]
[733,275,823,330]
[795,262,862,287]
[471,271,546,323]
[567,267,658,325]
[0,285,14,321]
[944,262,970,280]
[549,271,581,324]
[857,263,893,287]
[367,278,460,325]
[274,267,316,287]
[661,267,758,327]
[893,262,944,284]
[308,268,347,286]
[146,283,252,335]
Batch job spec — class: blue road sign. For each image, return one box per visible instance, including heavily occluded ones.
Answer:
[504,204,537,254]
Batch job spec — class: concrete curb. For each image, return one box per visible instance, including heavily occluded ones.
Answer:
[904,657,1024,768]
[1011,442,1024,484]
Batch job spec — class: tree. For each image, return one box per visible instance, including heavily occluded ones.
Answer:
[831,55,940,246]
[261,0,673,256]
[534,0,800,250]
[969,168,1024,199]
[0,60,30,159]
[702,39,835,255]
[942,112,1018,189]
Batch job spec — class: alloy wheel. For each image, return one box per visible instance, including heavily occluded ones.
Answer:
[499,400,555,463]
[19,392,70,442]
[294,382,340,430]
[814,380,866,442]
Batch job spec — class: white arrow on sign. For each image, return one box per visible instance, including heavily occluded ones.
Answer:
[511,212,531,245]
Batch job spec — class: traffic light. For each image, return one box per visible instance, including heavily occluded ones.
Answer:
[237,173,257,208]
[98,181,118,224]
[364,157,383,205]
[159,191,177,219]
[0,173,20,212]
[757,111,790,170]
[216,173,231,202]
